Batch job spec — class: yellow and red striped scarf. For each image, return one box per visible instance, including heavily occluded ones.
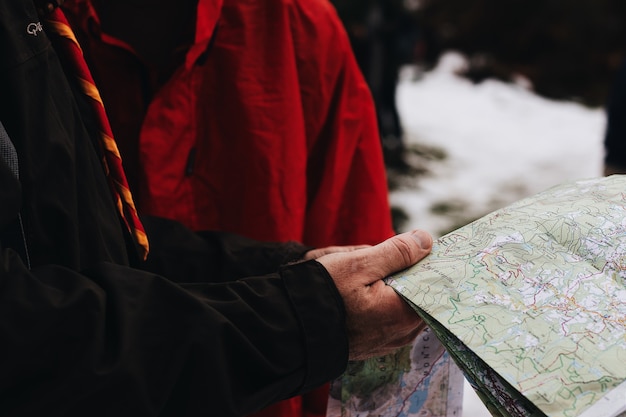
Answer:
[44,8,149,260]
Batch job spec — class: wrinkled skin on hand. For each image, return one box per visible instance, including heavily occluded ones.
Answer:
[303,245,370,261]
[316,230,432,361]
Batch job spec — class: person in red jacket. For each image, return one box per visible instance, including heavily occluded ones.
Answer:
[61,0,395,415]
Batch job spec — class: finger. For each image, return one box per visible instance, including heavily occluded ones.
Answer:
[365,280,423,331]
[349,322,427,361]
[370,280,421,325]
[380,318,428,350]
[354,329,424,360]
[359,229,432,285]
[302,244,370,260]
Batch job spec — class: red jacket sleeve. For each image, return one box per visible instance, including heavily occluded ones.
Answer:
[292,1,395,247]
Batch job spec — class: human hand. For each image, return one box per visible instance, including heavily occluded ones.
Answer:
[316,229,432,361]
[302,244,370,261]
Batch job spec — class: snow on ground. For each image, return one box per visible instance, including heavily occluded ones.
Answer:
[393,52,606,237]
[392,52,608,417]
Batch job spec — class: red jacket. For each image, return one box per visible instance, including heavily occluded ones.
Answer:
[64,0,394,415]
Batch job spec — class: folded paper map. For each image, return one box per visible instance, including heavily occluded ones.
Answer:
[385,175,626,417]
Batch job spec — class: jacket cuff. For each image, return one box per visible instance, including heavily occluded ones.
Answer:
[279,259,348,392]
[278,241,314,264]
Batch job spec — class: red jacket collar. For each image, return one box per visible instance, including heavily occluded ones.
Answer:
[62,0,223,68]
[189,0,222,67]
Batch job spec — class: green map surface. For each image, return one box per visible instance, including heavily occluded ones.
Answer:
[387,175,626,417]
[326,331,464,417]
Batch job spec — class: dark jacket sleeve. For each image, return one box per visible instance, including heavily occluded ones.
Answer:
[0,155,346,416]
[0,246,348,417]
[0,165,346,416]
[139,215,314,283]
[0,1,348,413]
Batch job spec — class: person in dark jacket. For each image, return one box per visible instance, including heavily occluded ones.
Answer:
[0,1,433,416]
[60,1,401,414]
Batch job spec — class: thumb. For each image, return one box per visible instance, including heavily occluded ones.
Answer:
[365,229,433,281]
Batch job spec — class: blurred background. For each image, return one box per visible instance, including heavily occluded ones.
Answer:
[333,0,626,108]
[414,0,626,107]
[330,1,624,416]
[330,0,626,235]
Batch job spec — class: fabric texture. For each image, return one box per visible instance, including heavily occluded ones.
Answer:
[0,121,19,177]
[0,0,349,414]
[62,0,395,415]
[62,0,393,245]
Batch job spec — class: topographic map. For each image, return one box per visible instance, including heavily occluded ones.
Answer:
[326,331,464,417]
[386,175,626,417]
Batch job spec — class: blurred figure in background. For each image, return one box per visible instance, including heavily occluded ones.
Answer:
[332,0,424,170]
[603,56,626,175]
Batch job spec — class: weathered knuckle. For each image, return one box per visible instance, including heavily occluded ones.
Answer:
[390,237,416,265]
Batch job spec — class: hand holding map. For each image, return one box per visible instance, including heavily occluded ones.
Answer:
[387,175,626,417]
